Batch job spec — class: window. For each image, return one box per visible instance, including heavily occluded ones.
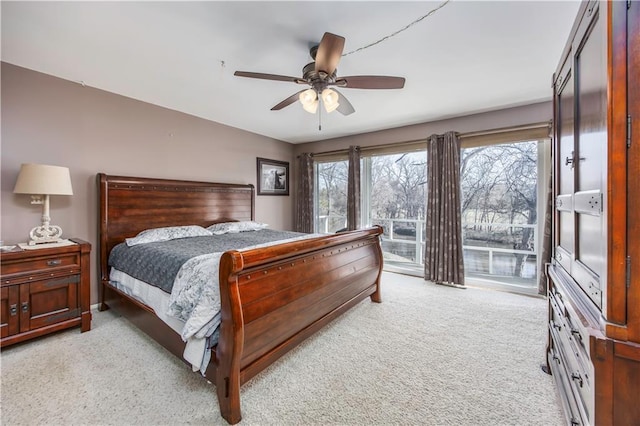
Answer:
[365,152,427,272]
[461,140,543,292]
[312,129,549,293]
[315,160,348,233]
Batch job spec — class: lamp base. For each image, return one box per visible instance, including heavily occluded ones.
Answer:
[28,224,64,246]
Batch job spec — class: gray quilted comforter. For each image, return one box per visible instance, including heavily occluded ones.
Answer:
[108,229,309,342]
[109,229,303,293]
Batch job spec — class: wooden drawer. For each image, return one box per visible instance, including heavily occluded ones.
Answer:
[1,252,80,277]
[549,329,585,425]
[1,254,81,287]
[548,269,593,363]
[559,329,593,423]
[549,275,596,425]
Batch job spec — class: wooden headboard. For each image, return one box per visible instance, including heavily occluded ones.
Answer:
[97,173,255,282]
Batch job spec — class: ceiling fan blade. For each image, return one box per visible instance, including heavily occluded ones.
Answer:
[234,71,305,84]
[333,89,355,116]
[271,90,306,111]
[314,32,345,76]
[335,76,406,89]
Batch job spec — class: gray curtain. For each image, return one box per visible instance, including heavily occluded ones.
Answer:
[424,131,465,286]
[347,146,361,230]
[537,175,553,295]
[295,153,314,233]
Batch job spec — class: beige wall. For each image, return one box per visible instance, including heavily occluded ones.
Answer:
[1,63,294,304]
[293,101,552,156]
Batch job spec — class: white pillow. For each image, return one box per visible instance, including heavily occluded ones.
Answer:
[207,221,269,235]
[125,225,212,246]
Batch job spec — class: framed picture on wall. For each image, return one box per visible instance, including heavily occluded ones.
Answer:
[257,157,289,196]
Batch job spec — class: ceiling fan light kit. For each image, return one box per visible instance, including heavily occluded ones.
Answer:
[299,89,319,114]
[299,88,340,114]
[234,32,405,118]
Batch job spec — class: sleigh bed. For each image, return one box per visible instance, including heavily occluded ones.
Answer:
[97,173,383,424]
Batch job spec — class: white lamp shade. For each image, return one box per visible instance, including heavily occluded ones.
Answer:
[299,89,317,106]
[321,88,340,113]
[302,99,319,114]
[323,101,340,113]
[13,164,73,195]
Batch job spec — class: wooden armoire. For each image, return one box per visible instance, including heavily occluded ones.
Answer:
[547,1,639,425]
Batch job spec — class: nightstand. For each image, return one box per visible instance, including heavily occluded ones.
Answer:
[0,238,91,347]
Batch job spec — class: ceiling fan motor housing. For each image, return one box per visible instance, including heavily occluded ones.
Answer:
[302,62,337,90]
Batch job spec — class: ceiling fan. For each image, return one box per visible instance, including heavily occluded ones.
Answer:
[234,32,405,116]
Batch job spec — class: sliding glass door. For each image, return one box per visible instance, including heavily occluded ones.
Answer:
[365,152,427,273]
[315,160,348,233]
[313,138,547,292]
[460,140,543,292]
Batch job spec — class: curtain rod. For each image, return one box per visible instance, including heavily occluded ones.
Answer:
[300,121,551,158]
[308,138,427,159]
[458,121,551,139]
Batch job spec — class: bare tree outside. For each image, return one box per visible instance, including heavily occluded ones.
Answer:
[371,153,427,224]
[316,161,348,233]
[461,141,538,281]
[315,141,539,286]
[369,152,427,264]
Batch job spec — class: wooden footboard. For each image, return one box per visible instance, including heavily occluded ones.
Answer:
[216,227,383,424]
[97,173,383,424]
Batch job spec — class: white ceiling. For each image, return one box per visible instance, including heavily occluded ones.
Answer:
[1,1,581,144]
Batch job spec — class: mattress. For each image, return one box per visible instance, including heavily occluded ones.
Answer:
[109,268,211,373]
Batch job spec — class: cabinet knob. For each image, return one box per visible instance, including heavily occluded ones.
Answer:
[21,302,29,313]
[565,151,585,169]
[10,304,17,316]
[565,156,574,167]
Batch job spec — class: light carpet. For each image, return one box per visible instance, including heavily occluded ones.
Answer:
[0,272,562,425]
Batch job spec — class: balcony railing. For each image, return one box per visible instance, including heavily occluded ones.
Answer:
[317,215,538,287]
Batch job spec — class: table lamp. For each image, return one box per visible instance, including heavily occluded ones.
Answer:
[13,163,73,245]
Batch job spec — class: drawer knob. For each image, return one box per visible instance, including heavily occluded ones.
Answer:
[47,259,62,267]
[552,321,562,331]
[21,302,29,313]
[570,329,582,341]
[571,372,583,387]
[10,304,17,316]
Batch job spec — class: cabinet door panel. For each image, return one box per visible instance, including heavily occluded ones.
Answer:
[556,65,576,269]
[573,3,606,303]
[27,276,79,330]
[577,214,604,276]
[0,286,19,338]
[576,12,607,193]
[558,73,576,196]
[558,211,575,272]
